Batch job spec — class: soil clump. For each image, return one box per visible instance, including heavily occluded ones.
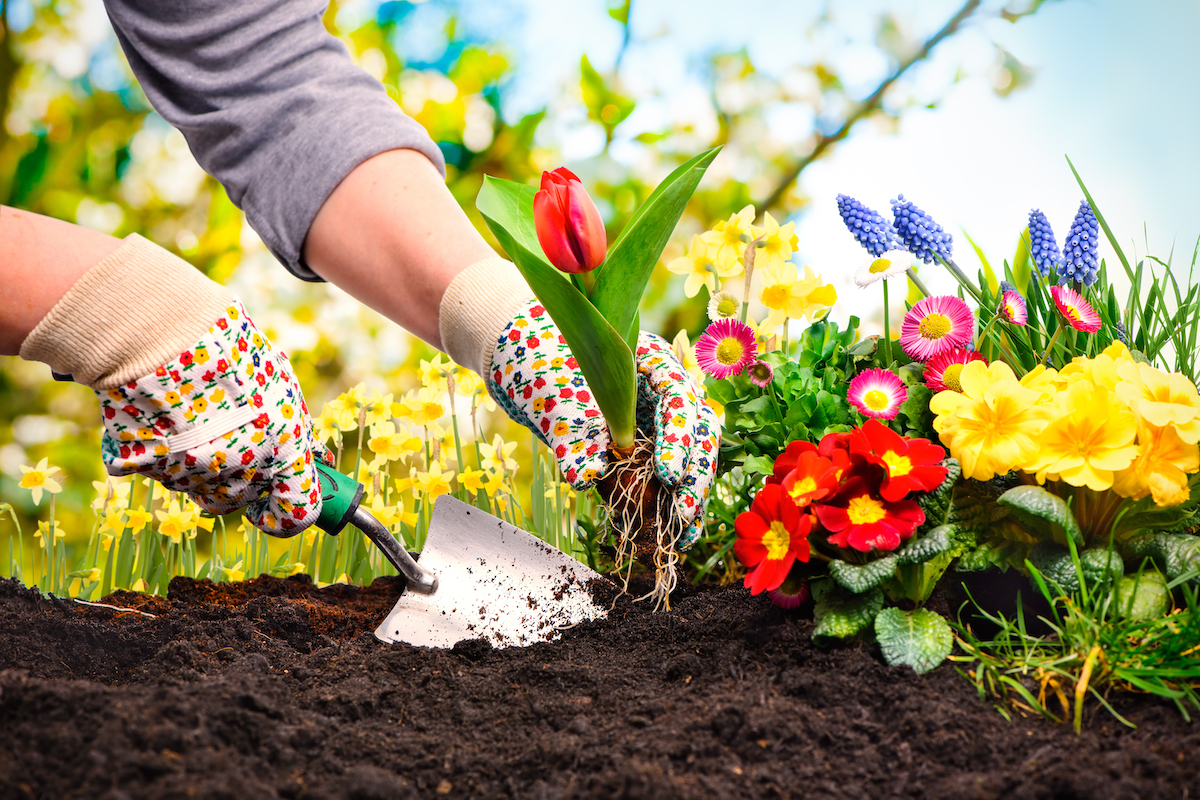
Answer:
[0,574,1196,799]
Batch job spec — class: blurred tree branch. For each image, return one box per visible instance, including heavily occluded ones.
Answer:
[756,0,982,216]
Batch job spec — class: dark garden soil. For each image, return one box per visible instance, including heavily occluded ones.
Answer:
[0,574,1196,800]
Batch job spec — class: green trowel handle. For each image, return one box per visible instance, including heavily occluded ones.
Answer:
[315,462,364,535]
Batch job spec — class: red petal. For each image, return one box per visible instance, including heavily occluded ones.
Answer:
[534,188,583,273]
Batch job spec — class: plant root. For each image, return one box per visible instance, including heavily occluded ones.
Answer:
[596,436,688,610]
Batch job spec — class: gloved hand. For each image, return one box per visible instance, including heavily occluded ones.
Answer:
[488,299,719,547]
[19,234,326,536]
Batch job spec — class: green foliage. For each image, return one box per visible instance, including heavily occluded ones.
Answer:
[875,607,954,675]
[1116,569,1171,621]
[1124,532,1200,583]
[811,579,883,644]
[997,485,1083,547]
[1026,543,1122,594]
[828,557,898,595]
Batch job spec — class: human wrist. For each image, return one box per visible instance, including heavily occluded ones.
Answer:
[19,233,234,389]
[438,256,533,376]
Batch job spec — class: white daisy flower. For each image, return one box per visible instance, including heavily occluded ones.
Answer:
[706,290,742,321]
[853,250,912,288]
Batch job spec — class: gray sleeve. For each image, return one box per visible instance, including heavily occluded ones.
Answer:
[103,0,446,281]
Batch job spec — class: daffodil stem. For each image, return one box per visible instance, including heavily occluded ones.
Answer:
[48,494,56,593]
[448,375,466,482]
[906,268,930,298]
[740,236,762,324]
[882,279,893,365]
[1042,321,1065,365]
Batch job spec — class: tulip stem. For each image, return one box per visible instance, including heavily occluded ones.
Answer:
[579,270,596,298]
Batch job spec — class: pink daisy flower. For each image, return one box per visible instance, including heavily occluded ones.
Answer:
[998,291,1027,326]
[1050,285,1101,333]
[747,359,774,388]
[924,347,987,393]
[695,318,757,379]
[899,295,975,362]
[848,368,907,420]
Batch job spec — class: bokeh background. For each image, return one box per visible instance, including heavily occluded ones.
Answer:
[2,0,1197,559]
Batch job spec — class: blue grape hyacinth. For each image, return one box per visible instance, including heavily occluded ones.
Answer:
[1058,200,1100,287]
[1027,209,1060,278]
[890,195,953,264]
[836,194,899,257]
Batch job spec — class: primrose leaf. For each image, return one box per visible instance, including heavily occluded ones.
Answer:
[1123,532,1200,583]
[812,581,883,644]
[1116,569,1171,620]
[828,557,898,594]
[1027,543,1122,594]
[874,607,953,674]
[895,525,955,565]
[998,485,1083,546]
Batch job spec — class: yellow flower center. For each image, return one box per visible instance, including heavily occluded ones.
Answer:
[22,473,45,488]
[918,312,952,340]
[846,494,887,525]
[761,284,789,308]
[864,389,890,411]
[942,363,965,392]
[716,298,739,317]
[715,337,747,366]
[1064,305,1081,322]
[869,257,893,274]
[882,451,912,477]
[789,476,817,502]
[762,520,791,560]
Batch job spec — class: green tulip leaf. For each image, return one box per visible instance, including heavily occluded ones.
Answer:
[998,485,1083,546]
[478,175,637,446]
[591,146,722,341]
[874,607,953,675]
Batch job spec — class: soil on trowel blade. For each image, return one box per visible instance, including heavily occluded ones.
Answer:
[0,574,1196,799]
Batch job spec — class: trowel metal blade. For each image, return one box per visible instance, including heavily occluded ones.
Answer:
[374,495,613,649]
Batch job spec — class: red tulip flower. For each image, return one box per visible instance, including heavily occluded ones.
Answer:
[533,167,607,274]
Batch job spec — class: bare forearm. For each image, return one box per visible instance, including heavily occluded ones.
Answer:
[0,206,122,355]
[301,149,497,348]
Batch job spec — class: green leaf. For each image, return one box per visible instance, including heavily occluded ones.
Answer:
[962,229,999,294]
[580,55,635,136]
[1116,570,1171,620]
[828,556,898,594]
[874,608,953,674]
[742,455,774,477]
[1124,532,1200,582]
[478,176,637,445]
[998,485,1083,546]
[1012,228,1033,294]
[895,525,955,565]
[590,147,721,342]
[812,580,883,644]
[1027,544,1122,594]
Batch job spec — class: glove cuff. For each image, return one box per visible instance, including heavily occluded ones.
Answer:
[438,256,533,377]
[19,233,234,389]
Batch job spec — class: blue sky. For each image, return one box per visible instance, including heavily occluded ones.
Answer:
[496,0,1200,321]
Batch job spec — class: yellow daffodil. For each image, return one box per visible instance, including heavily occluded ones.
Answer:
[368,421,423,462]
[480,470,508,499]
[414,462,454,503]
[124,506,153,534]
[419,354,453,390]
[1027,380,1139,490]
[363,387,395,429]
[1115,362,1200,444]
[215,560,245,583]
[324,383,366,432]
[90,478,131,513]
[367,494,406,530]
[33,520,65,548]
[749,212,797,274]
[757,263,838,327]
[930,360,1051,480]
[458,467,487,494]
[700,204,755,273]
[480,434,519,475]
[19,458,63,505]
[156,499,199,543]
[1113,418,1200,506]
[666,234,739,298]
[397,387,446,428]
[313,407,340,443]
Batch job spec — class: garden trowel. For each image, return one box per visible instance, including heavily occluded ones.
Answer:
[315,463,613,649]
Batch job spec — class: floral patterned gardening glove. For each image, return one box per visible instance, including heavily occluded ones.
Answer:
[489,299,719,547]
[18,233,327,538]
[96,301,327,536]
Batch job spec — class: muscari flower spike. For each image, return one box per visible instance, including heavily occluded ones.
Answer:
[1058,200,1100,287]
[1027,209,1060,278]
[890,195,953,265]
[837,194,900,257]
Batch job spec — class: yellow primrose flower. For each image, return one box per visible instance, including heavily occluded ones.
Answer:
[1115,362,1200,444]
[758,263,838,327]
[666,234,738,298]
[414,462,454,504]
[480,434,519,475]
[700,204,755,273]
[1027,380,1139,490]
[19,458,63,505]
[1113,419,1200,507]
[749,212,797,274]
[33,520,65,548]
[1018,364,1062,402]
[368,421,423,462]
[930,360,1051,481]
